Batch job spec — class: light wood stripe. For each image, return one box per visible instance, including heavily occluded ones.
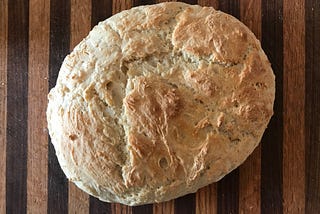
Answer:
[239,1,261,214]
[68,0,91,213]
[112,204,133,214]
[70,0,91,49]
[153,201,174,214]
[112,0,133,13]
[68,182,89,214]
[239,147,261,214]
[239,0,261,39]
[283,0,305,213]
[27,0,50,213]
[0,0,8,213]
[196,184,217,214]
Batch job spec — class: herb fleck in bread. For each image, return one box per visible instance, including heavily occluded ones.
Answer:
[47,2,275,206]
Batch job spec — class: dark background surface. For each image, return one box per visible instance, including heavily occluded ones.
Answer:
[0,0,319,213]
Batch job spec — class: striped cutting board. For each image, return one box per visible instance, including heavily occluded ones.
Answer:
[0,0,319,213]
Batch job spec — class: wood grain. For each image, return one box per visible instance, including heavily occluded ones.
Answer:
[283,0,306,213]
[217,170,239,214]
[0,0,8,213]
[239,0,261,39]
[218,0,239,18]
[156,0,177,2]
[261,0,284,213]
[70,0,91,49]
[197,0,218,8]
[305,0,320,213]
[91,0,112,27]
[48,0,70,213]
[196,184,217,214]
[112,204,133,214]
[175,193,196,214]
[133,0,156,6]
[1,1,319,213]
[27,0,49,213]
[68,0,91,213]
[113,0,134,13]
[239,1,262,214]
[6,0,29,213]
[239,147,261,214]
[132,204,153,214]
[180,0,197,5]
[154,201,174,214]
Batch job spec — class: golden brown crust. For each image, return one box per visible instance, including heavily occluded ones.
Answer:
[47,2,275,205]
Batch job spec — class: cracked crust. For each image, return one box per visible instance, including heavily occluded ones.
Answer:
[47,2,275,205]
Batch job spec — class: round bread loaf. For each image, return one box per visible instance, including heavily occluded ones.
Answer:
[47,2,275,205]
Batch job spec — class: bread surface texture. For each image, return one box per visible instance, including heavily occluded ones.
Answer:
[47,2,275,205]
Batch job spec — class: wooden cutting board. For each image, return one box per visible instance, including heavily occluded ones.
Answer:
[1,0,319,213]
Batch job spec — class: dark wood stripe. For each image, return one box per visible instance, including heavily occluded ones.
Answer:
[239,0,262,213]
[132,204,153,214]
[27,0,50,213]
[6,0,29,213]
[217,170,239,214]
[261,0,284,213]
[283,0,306,213]
[89,1,112,213]
[180,0,198,5]
[48,0,71,213]
[132,0,156,6]
[219,0,240,19]
[305,0,320,213]
[175,193,196,214]
[216,2,240,214]
[156,0,177,3]
[89,198,112,214]
[0,0,8,212]
[91,0,112,27]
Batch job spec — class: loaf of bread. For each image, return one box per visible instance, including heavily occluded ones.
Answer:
[47,2,275,205]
